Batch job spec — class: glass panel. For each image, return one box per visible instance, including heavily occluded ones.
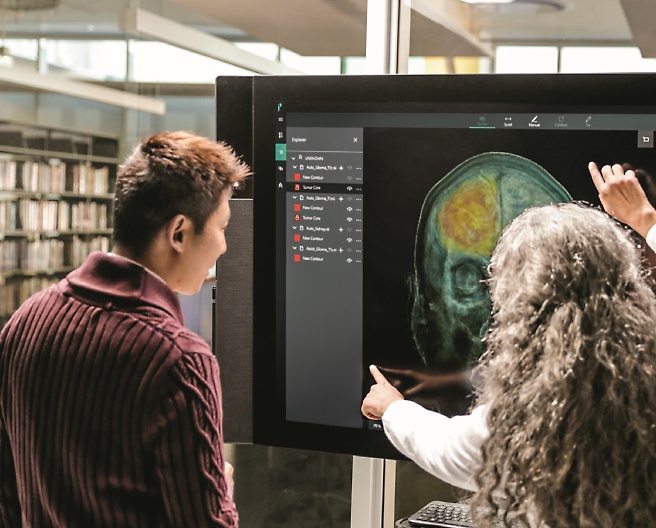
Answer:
[395,460,472,521]
[129,41,254,82]
[228,444,353,528]
[3,39,38,62]
[44,40,128,80]
[560,46,656,73]
[494,46,559,73]
[279,48,342,75]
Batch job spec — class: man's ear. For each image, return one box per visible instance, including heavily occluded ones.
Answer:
[167,214,189,253]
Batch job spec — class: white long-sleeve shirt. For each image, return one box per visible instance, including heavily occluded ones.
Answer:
[382,400,489,491]
[647,224,656,252]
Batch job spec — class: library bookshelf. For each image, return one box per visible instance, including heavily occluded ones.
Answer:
[0,120,118,329]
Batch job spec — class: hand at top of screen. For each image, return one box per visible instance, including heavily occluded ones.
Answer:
[361,365,404,421]
[589,161,656,239]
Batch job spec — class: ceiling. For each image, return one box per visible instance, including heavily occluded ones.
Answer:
[1,0,654,59]
[164,0,639,56]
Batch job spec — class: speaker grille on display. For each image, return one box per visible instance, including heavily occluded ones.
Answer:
[214,198,253,444]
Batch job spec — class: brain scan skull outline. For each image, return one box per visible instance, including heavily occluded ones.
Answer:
[410,152,572,369]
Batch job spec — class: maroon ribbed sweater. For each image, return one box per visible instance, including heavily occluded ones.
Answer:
[0,252,238,527]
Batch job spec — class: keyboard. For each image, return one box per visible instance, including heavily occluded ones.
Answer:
[407,500,474,527]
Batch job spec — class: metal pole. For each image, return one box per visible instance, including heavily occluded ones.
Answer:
[355,3,408,525]
[351,456,397,528]
[365,0,411,74]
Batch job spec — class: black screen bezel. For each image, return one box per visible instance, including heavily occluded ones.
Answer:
[216,73,656,459]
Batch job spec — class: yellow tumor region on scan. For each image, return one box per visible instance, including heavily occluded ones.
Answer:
[438,179,499,256]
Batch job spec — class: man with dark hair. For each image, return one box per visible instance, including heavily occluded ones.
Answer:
[0,131,250,527]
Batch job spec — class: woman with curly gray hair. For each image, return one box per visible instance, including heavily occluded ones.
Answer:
[474,201,656,527]
[363,194,656,527]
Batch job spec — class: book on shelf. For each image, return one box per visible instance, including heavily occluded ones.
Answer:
[1,235,110,273]
[0,200,19,231]
[21,160,66,194]
[0,159,110,196]
[0,239,19,272]
[0,158,17,191]
[0,122,118,328]
[3,196,109,232]
[69,235,110,267]
[0,277,58,321]
[66,163,110,195]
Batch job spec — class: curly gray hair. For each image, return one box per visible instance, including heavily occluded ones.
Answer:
[471,202,656,527]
